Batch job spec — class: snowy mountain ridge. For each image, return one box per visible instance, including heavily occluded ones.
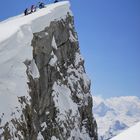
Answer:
[0,1,97,139]
[93,96,140,140]
[0,2,71,43]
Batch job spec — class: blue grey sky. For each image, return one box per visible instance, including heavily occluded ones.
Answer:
[0,0,140,98]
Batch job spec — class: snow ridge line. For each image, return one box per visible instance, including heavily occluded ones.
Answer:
[0,1,71,44]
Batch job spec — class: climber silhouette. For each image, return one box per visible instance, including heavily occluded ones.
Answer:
[38,2,45,9]
[54,0,58,3]
[31,5,36,13]
[24,8,29,16]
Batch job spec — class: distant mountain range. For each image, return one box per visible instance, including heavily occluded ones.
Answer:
[93,96,140,140]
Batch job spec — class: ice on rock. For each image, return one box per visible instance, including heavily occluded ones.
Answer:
[49,51,58,66]
[41,122,47,131]
[75,52,84,66]
[29,59,40,79]
[69,30,77,42]
[37,132,44,140]
[69,23,73,29]
[52,36,57,49]
[51,136,59,140]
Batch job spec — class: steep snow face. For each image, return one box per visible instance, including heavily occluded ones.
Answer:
[93,96,140,140]
[0,1,97,140]
[111,122,140,140]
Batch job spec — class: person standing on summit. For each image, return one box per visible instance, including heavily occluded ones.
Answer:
[31,5,36,13]
[38,2,45,9]
[24,8,28,16]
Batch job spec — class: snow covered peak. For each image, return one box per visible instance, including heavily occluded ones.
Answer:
[111,122,140,140]
[0,1,97,139]
[0,1,71,43]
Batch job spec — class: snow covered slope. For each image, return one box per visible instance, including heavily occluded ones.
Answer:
[111,122,140,140]
[0,1,97,139]
[93,96,140,140]
[0,1,71,127]
[0,2,71,42]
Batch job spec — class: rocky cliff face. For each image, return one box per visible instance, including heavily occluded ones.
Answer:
[0,11,97,140]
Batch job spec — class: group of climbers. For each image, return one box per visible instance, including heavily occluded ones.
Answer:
[24,1,59,16]
[24,2,45,16]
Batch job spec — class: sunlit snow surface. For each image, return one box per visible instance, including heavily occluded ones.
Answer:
[0,1,71,126]
[111,122,140,140]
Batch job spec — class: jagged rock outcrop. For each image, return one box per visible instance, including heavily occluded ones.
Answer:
[0,3,97,140]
